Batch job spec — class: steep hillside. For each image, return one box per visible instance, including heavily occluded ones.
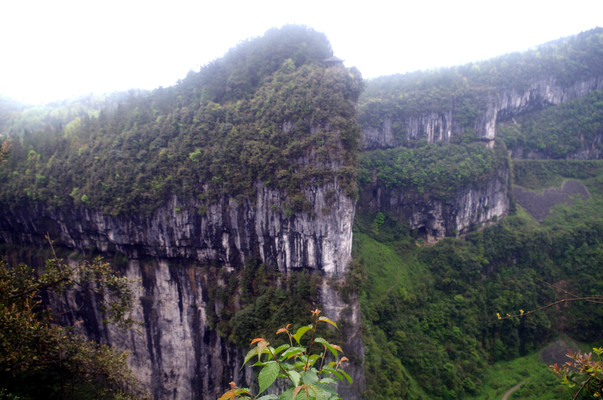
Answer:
[498,90,603,159]
[356,27,603,241]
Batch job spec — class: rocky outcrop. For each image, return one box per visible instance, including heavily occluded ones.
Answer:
[0,182,353,276]
[0,180,364,399]
[359,166,510,242]
[362,111,454,149]
[54,258,252,399]
[361,76,603,149]
[480,76,603,140]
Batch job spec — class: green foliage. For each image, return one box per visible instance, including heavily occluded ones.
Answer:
[358,141,509,199]
[465,350,564,399]
[0,92,135,137]
[0,253,145,399]
[0,26,362,215]
[513,160,603,189]
[218,310,351,400]
[353,169,603,399]
[205,258,324,348]
[498,90,603,159]
[551,347,603,399]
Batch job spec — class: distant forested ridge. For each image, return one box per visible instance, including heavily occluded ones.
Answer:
[352,27,603,400]
[359,27,603,147]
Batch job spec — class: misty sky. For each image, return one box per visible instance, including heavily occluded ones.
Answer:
[1,0,602,105]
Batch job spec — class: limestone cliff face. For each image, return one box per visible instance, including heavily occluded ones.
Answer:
[359,166,509,242]
[53,258,252,400]
[0,181,364,399]
[361,76,603,149]
[1,182,353,276]
[480,76,603,140]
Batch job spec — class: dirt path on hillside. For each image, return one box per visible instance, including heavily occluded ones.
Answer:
[501,381,524,400]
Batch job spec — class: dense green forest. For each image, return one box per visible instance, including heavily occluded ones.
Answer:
[358,141,509,199]
[498,90,603,159]
[355,159,603,399]
[1,26,603,400]
[0,26,362,215]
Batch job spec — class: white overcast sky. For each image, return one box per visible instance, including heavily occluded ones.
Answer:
[1,0,602,105]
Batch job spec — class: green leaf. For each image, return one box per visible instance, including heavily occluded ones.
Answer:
[274,344,290,355]
[279,387,307,400]
[313,382,338,395]
[288,369,301,386]
[235,387,253,396]
[318,316,338,329]
[307,354,321,367]
[281,346,306,359]
[257,395,279,400]
[258,361,279,395]
[339,369,353,385]
[302,369,319,385]
[278,388,294,400]
[293,325,313,344]
[318,377,337,385]
[307,384,327,400]
[314,337,339,358]
[243,347,258,367]
[321,365,343,381]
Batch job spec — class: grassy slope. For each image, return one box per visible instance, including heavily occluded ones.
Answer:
[465,350,564,400]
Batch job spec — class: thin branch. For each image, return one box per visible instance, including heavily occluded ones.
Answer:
[572,374,593,400]
[9,277,70,300]
[535,277,581,299]
[267,346,293,381]
[498,296,603,319]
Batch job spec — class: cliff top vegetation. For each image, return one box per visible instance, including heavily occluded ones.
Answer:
[0,26,363,215]
[359,27,603,138]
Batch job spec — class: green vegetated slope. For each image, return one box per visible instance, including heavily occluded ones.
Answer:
[2,24,603,400]
[498,90,603,159]
[352,28,603,400]
[0,25,362,215]
[354,160,603,399]
[0,92,134,137]
[358,140,509,199]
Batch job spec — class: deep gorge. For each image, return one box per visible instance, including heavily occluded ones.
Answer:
[1,26,603,400]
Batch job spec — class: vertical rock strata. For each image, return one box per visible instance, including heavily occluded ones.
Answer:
[361,76,603,148]
[0,182,353,276]
[0,180,362,399]
[359,166,509,242]
[358,76,602,238]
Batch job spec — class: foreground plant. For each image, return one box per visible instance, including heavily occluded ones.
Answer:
[219,309,352,400]
[0,241,146,399]
[551,347,603,399]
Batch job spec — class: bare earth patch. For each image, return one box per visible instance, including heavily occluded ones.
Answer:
[512,180,590,221]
